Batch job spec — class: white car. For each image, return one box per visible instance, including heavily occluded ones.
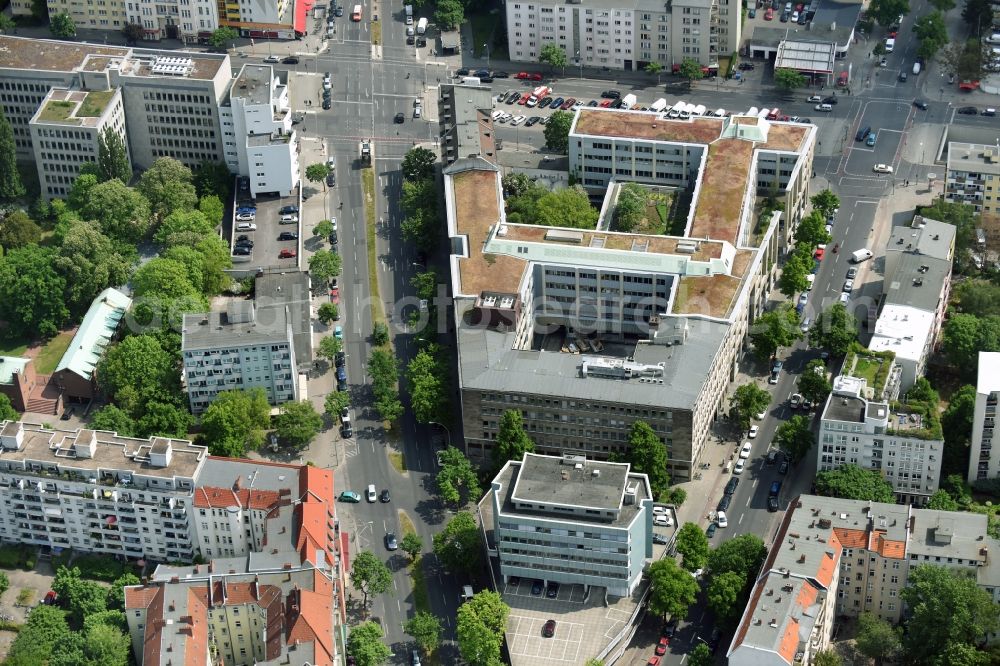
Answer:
[807,95,822,102]
[414,106,422,118]
[843,279,855,293]
[652,506,670,515]
[235,222,257,231]
[716,511,728,528]
[491,109,504,120]
[733,459,745,475]
[840,292,850,304]
[510,115,527,126]
[825,223,834,235]
[740,441,752,459]
[264,55,281,63]
[235,212,256,222]
[873,164,894,174]
[654,513,674,527]
[755,409,767,420]
[748,425,759,439]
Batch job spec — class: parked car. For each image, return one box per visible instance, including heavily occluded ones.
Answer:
[385,532,398,550]
[282,56,299,64]
[379,488,391,503]
[738,62,755,70]
[278,248,297,259]
[530,580,544,595]
[543,620,556,638]
[546,582,559,598]
[600,90,621,98]
[338,491,361,503]
[958,106,978,115]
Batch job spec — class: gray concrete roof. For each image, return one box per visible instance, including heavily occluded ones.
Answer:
[456,299,729,411]
[511,453,632,511]
[181,306,289,351]
[908,509,993,563]
[774,40,836,73]
[947,142,1000,176]
[441,83,496,162]
[231,64,274,106]
[882,253,950,312]
[888,216,956,262]
[255,271,313,367]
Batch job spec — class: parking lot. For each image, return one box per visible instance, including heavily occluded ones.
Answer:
[230,192,303,269]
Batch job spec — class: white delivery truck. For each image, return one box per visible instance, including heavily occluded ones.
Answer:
[405,4,413,23]
[669,100,686,118]
[621,93,638,108]
[680,102,696,119]
[851,248,873,263]
[650,98,668,112]
[747,106,759,116]
[692,103,707,116]
[416,17,427,34]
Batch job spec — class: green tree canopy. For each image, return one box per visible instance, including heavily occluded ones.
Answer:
[809,303,857,356]
[678,58,705,84]
[797,360,832,405]
[80,178,152,244]
[647,557,699,619]
[953,280,1000,317]
[401,146,436,181]
[688,643,713,666]
[868,0,908,25]
[942,384,977,476]
[0,394,19,422]
[305,163,331,188]
[749,304,801,360]
[730,383,770,432]
[274,400,323,450]
[350,551,393,609]
[194,161,233,199]
[434,0,464,29]
[810,189,840,217]
[613,183,647,232]
[913,11,949,61]
[317,303,340,326]
[97,127,131,183]
[675,522,710,571]
[493,409,535,468]
[707,533,767,577]
[50,11,77,37]
[775,414,815,462]
[645,61,664,81]
[346,620,391,666]
[624,421,669,498]
[200,388,271,457]
[0,108,25,201]
[154,209,215,246]
[318,334,343,361]
[324,390,350,420]
[0,210,42,249]
[457,591,510,666]
[774,68,808,90]
[962,0,993,33]
[815,464,895,501]
[404,611,442,653]
[52,565,108,628]
[778,248,813,298]
[207,26,239,50]
[137,157,198,219]
[794,211,832,247]
[54,221,134,317]
[308,249,342,284]
[0,245,69,339]
[812,651,843,666]
[96,334,183,415]
[706,570,746,623]
[942,313,1000,380]
[88,405,137,436]
[407,347,449,425]
[535,185,598,229]
[539,43,568,71]
[135,401,191,439]
[543,110,573,154]
[435,447,481,506]
[400,531,423,560]
[433,511,483,574]
[4,604,71,666]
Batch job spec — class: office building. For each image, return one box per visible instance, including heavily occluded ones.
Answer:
[505,0,741,73]
[485,453,653,597]
[444,108,816,478]
[727,495,1000,666]
[438,83,498,166]
[968,352,1000,484]
[818,375,943,505]
[868,216,955,392]
[945,142,1000,215]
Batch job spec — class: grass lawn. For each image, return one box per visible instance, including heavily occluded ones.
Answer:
[78,90,114,117]
[37,100,75,122]
[469,13,494,57]
[389,451,407,473]
[0,339,29,358]
[371,19,381,45]
[852,356,881,386]
[33,331,74,374]
[360,168,386,337]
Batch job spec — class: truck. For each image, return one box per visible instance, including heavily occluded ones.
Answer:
[405,3,413,23]
[416,16,427,34]
[668,100,686,118]
[460,585,474,602]
[851,248,873,263]
[526,85,550,106]
[359,138,371,165]
[620,93,637,108]
[650,98,668,112]
[692,103,707,116]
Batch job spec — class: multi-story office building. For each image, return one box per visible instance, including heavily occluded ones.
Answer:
[727,495,1000,666]
[819,375,942,505]
[29,87,132,201]
[945,142,1000,215]
[0,420,207,562]
[438,83,498,166]
[968,352,1000,484]
[505,0,741,72]
[444,108,815,478]
[485,453,654,597]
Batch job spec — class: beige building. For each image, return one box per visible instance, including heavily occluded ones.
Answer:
[968,352,1000,484]
[444,108,816,478]
[945,142,1000,216]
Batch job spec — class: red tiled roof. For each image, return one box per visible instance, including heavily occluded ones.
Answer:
[832,526,868,549]
[777,617,800,663]
[124,585,159,609]
[295,466,335,566]
[286,573,335,665]
[194,486,281,510]
[874,532,906,559]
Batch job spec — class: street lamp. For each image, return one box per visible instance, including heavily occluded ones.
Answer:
[484,43,490,69]
[576,50,582,79]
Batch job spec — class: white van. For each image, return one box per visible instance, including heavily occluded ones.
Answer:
[884,38,895,53]
[805,274,815,291]
[815,103,834,112]
[912,62,921,75]
[757,107,770,120]
[669,100,686,118]
[713,108,726,117]
[366,484,377,502]
[746,106,759,117]
[692,104,707,116]
[650,98,668,113]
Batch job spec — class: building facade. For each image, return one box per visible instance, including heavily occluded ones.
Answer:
[968,352,1000,484]
[486,453,654,597]
[945,142,1000,215]
[505,0,741,72]
[438,83,498,166]
[819,375,943,505]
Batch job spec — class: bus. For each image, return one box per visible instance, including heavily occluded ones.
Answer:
[351,4,361,20]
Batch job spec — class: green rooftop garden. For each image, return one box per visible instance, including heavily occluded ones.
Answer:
[843,343,896,400]
[78,90,115,117]
[38,100,76,122]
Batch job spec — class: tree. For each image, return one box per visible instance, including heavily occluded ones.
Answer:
[89,404,137,436]
[372,322,390,346]
[675,522,709,572]
[775,415,815,462]
[434,0,464,30]
[794,211,832,247]
[54,221,133,316]
[953,280,1000,317]
[963,0,992,33]
[207,26,238,51]
[435,447,481,506]
[647,558,699,619]
[0,245,69,339]
[809,303,857,356]
[274,400,323,449]
[774,68,807,90]
[194,161,233,200]
[502,172,535,198]
[324,391,350,419]
[543,110,573,154]
[405,611,441,653]
[810,189,840,217]
[368,348,403,422]
[308,249,342,284]
[410,269,438,301]
[0,394,18,422]
[137,157,197,220]
[748,304,801,360]
[400,532,423,560]
[154,209,214,246]
[121,22,144,44]
[317,303,340,325]
[901,565,1000,664]
[457,591,509,666]
[50,12,77,38]
[815,464,895,502]
[706,570,746,623]
[613,183,646,232]
[53,565,108,628]
[688,643,713,666]
[623,421,670,498]
[812,651,842,666]
[4,604,71,665]
[407,348,449,425]
[200,388,271,457]
[707,533,767,577]
[797,360,832,404]
[402,178,437,217]
[534,185,597,228]
[136,401,192,438]
[493,410,535,468]
[401,146,436,181]
[0,109,24,201]
[106,572,140,610]
[97,128,131,183]
[869,0,908,26]
[433,511,483,573]
[350,552,393,611]
[730,383,771,432]
[318,334,343,362]
[0,210,41,249]
[778,249,813,297]
[645,61,664,82]
[80,178,152,244]
[51,620,131,666]
[346,621,391,666]
[943,314,1000,379]
[678,58,704,86]
[942,384,977,476]
[913,11,949,61]
[662,486,686,506]
[929,0,955,11]
[132,257,198,300]
[97,334,182,416]
[539,43,568,72]
[305,163,331,190]
[928,489,960,510]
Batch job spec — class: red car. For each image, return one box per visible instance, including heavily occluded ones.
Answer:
[514,72,530,79]
[542,619,556,637]
[765,7,774,19]
[529,73,543,81]
[814,247,825,260]
[518,93,531,105]
[560,97,577,110]
[43,590,58,605]
[647,658,661,666]
[330,287,340,304]
[656,637,669,655]
[599,99,613,107]
[795,2,803,10]
[279,248,297,258]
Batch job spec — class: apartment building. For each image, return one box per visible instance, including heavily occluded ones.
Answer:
[505,0,741,72]
[220,64,300,197]
[968,352,1000,484]
[945,142,1000,215]
[438,83,499,166]
[485,453,653,597]
[818,375,943,505]
[443,109,815,478]
[727,495,1000,666]
[869,215,955,392]
[0,420,207,562]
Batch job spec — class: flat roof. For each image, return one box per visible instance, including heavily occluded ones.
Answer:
[882,253,950,312]
[182,306,289,351]
[510,454,632,511]
[774,40,837,73]
[33,88,117,127]
[947,142,1000,175]
[822,394,866,423]
[689,138,754,245]
[0,357,29,386]
[977,352,1000,395]
[441,84,497,164]
[232,64,274,106]
[868,304,936,363]
[888,216,955,262]
[255,271,313,366]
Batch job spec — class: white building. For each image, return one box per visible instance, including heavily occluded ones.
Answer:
[819,376,943,505]
[124,0,220,42]
[505,0,741,72]
[485,453,654,597]
[221,64,300,198]
[968,352,1000,484]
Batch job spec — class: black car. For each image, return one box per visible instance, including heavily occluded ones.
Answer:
[506,91,522,104]
[233,246,251,256]
[662,619,678,638]
[957,106,978,115]
[600,90,621,99]
[653,533,669,545]
[480,75,494,83]
[278,231,298,241]
[335,351,346,367]
[797,12,807,23]
[525,116,540,126]
[822,96,838,105]
[913,99,928,110]
[385,532,398,550]
[779,460,789,474]
[394,112,405,123]
[235,239,254,248]
[474,69,490,78]
[530,580,543,595]
[455,68,470,76]
[738,62,755,71]
[341,424,353,438]
[322,98,332,110]
[335,6,343,15]
[717,495,732,512]
[537,97,552,108]
[416,37,426,47]
[406,35,415,45]
[327,173,335,187]
[546,582,559,598]
[279,205,299,215]
[493,70,509,78]
[767,496,780,512]
[379,489,391,503]
[706,523,717,538]
[587,99,599,106]
[779,10,789,21]
[610,99,625,109]
[282,56,299,64]
[724,477,739,495]
[322,88,332,98]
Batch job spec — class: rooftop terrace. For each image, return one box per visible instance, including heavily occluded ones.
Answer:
[689,139,754,245]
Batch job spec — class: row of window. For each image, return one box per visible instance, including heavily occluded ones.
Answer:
[478,396,674,420]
